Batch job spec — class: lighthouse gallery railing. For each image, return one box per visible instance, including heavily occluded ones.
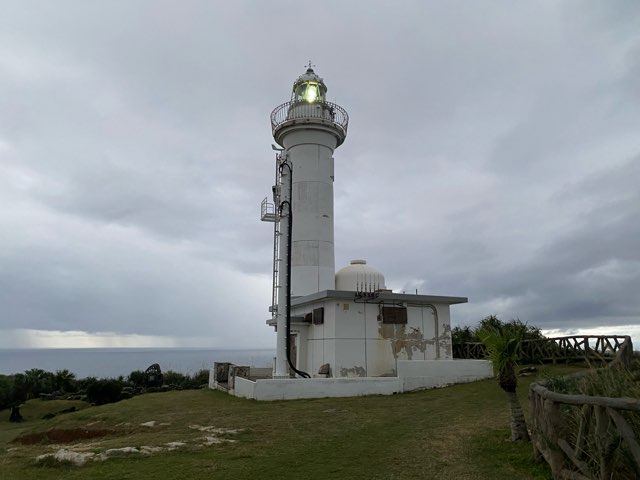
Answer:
[271,100,349,137]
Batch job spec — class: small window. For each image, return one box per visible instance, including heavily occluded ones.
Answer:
[381,306,407,324]
[304,312,312,323]
[312,307,324,325]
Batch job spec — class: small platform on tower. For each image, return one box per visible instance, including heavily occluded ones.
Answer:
[260,197,276,222]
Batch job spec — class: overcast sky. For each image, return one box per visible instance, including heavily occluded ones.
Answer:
[1,1,639,349]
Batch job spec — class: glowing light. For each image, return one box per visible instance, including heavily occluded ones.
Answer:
[303,84,318,103]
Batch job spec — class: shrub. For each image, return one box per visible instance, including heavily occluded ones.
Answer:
[12,369,57,400]
[128,370,147,388]
[84,378,124,405]
[53,370,77,393]
[0,375,15,410]
[453,316,545,346]
[191,369,209,388]
[163,370,188,388]
[451,325,477,345]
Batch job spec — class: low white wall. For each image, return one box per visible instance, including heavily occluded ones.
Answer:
[208,367,216,389]
[249,367,273,379]
[397,359,493,391]
[250,377,400,401]
[211,359,494,400]
[233,376,257,399]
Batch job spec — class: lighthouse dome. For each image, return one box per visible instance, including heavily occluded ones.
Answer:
[335,260,386,292]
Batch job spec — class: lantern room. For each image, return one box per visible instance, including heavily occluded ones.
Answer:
[291,67,327,104]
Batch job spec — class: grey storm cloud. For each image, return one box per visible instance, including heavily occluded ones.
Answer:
[0,1,639,348]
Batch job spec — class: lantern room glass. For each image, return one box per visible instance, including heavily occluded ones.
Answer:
[294,81,325,103]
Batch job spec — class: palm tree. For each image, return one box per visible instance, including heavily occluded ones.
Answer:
[478,319,530,441]
[54,369,77,393]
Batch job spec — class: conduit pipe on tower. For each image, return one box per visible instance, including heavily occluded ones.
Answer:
[278,159,310,379]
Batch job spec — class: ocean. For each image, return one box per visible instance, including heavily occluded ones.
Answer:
[0,348,275,379]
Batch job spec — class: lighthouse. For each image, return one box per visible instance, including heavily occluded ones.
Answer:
[207,65,493,398]
[262,66,348,377]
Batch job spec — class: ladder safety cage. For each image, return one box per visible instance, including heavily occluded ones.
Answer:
[260,197,276,222]
[259,152,287,319]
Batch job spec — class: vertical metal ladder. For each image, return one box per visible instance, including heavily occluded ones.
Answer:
[260,153,283,319]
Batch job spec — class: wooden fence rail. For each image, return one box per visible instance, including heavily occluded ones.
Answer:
[453,335,632,364]
[528,336,639,479]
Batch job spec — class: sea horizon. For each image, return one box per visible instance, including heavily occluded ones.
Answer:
[0,347,275,379]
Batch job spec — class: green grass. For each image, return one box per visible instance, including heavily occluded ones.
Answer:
[0,365,588,480]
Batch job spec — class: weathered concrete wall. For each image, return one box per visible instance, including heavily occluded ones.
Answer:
[221,360,492,400]
[208,367,216,389]
[292,300,336,376]
[250,377,400,401]
[288,296,457,380]
[233,376,257,399]
[249,367,273,379]
[397,359,493,391]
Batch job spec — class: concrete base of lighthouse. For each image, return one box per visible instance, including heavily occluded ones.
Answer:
[211,359,492,401]
[209,288,493,401]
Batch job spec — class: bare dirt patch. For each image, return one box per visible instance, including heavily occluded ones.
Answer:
[12,428,115,445]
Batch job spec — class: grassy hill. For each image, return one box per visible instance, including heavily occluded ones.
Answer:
[0,365,586,480]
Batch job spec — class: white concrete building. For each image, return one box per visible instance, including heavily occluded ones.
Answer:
[211,66,491,400]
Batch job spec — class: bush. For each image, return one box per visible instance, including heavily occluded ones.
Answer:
[163,370,188,388]
[128,370,147,388]
[84,378,125,405]
[12,369,57,401]
[191,369,209,387]
[53,370,77,393]
[451,325,477,345]
[453,316,545,345]
[0,375,15,410]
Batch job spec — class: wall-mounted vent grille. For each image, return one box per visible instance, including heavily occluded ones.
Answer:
[380,306,407,324]
[312,307,324,325]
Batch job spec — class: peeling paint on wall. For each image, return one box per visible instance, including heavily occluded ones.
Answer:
[378,324,430,360]
[378,323,454,360]
[339,366,366,377]
[440,323,453,357]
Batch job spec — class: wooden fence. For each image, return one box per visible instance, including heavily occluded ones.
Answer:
[453,335,632,364]
[528,336,639,479]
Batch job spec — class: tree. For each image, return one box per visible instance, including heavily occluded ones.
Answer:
[128,370,147,388]
[478,318,530,441]
[53,370,77,393]
[85,378,124,405]
[451,325,477,345]
[0,375,15,410]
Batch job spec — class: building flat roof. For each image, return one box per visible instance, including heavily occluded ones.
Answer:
[290,290,468,307]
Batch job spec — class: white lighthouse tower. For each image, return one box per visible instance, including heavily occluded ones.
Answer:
[262,65,348,377]
[271,66,348,296]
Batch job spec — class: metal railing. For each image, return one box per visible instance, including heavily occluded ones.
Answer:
[453,335,633,364]
[270,100,349,137]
